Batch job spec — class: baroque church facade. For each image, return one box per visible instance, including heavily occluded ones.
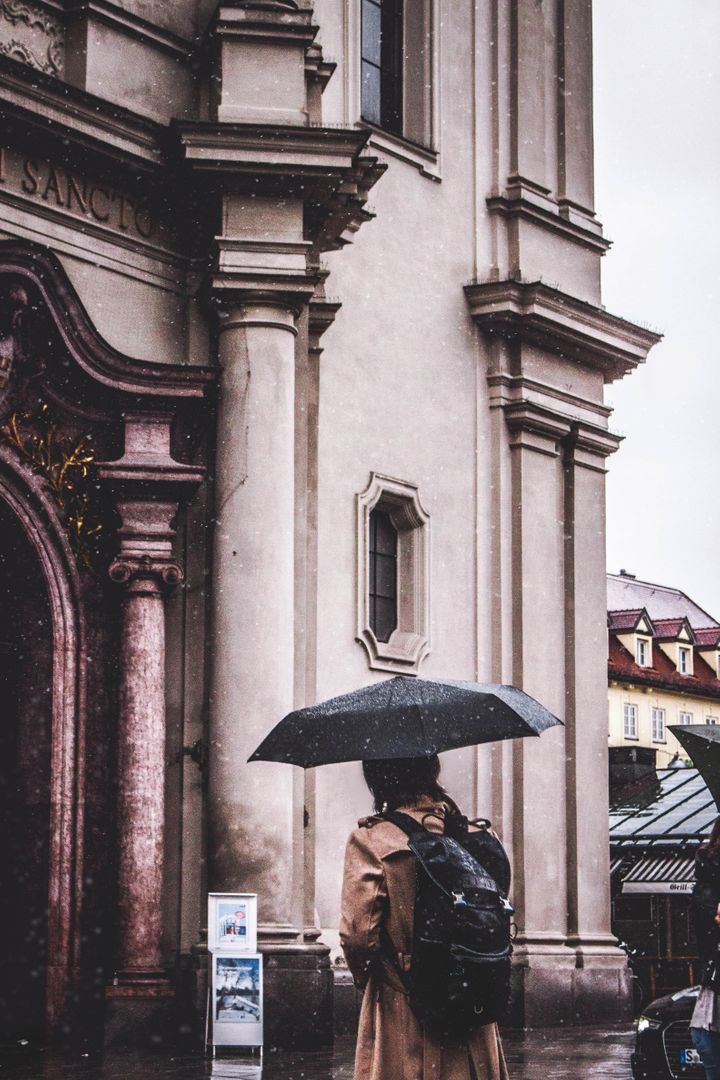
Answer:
[0,0,659,1046]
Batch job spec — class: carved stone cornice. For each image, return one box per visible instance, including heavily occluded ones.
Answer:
[487,176,610,255]
[210,1,317,49]
[0,53,167,173]
[176,120,370,180]
[177,121,385,253]
[465,278,662,382]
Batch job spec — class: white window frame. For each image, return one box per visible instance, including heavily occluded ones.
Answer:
[356,472,430,674]
[679,711,693,726]
[636,638,650,667]
[678,646,691,675]
[623,703,638,739]
[707,716,719,726]
[651,707,666,743]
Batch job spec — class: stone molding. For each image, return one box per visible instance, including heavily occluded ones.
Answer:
[177,121,385,255]
[465,278,662,382]
[502,399,621,468]
[308,269,341,358]
[98,412,205,505]
[0,241,213,399]
[487,175,610,255]
[65,0,193,59]
[356,471,431,675]
[0,53,164,171]
[211,1,317,50]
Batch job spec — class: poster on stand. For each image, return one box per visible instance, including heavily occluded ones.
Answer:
[211,952,263,1048]
[208,893,257,952]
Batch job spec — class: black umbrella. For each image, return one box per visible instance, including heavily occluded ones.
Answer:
[248,676,562,768]
[669,724,720,809]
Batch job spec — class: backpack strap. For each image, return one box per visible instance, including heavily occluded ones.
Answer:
[381,809,431,839]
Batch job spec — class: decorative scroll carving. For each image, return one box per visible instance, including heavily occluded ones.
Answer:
[108,553,183,590]
[0,0,63,76]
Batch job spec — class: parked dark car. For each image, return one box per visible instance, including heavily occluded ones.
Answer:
[632,985,703,1079]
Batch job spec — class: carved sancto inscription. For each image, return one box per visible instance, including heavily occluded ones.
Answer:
[0,147,158,241]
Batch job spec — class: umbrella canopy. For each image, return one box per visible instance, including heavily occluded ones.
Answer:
[669,724,720,810]
[248,676,562,768]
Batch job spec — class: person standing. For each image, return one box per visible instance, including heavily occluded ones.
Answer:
[339,755,509,1080]
[691,818,720,1079]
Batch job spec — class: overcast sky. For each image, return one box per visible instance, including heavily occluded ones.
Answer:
[593,1,720,618]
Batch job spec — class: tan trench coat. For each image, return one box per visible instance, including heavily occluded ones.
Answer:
[339,800,510,1080]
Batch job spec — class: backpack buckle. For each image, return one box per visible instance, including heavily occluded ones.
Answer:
[452,891,467,907]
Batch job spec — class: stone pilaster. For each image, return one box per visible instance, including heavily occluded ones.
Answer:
[466,279,659,1025]
[563,426,633,1022]
[505,404,577,1026]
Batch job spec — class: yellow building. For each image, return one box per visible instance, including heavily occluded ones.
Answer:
[608,573,720,766]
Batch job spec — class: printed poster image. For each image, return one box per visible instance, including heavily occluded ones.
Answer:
[217,900,249,944]
[215,956,261,1024]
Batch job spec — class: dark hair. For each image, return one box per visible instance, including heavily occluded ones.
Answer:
[361,755,460,814]
[699,816,720,857]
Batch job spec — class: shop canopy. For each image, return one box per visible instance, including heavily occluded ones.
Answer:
[621,854,696,895]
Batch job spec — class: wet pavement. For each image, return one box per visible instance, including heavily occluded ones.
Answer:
[0,1027,636,1079]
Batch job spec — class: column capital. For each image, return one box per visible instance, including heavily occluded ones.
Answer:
[108,554,183,592]
[212,294,303,335]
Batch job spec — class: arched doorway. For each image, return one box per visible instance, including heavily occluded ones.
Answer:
[0,496,54,1040]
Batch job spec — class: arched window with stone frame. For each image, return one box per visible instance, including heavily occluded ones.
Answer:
[356,472,430,674]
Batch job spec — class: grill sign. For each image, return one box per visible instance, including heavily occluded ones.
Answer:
[623,880,693,895]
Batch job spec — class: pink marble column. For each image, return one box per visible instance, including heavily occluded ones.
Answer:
[99,414,203,987]
[109,553,181,978]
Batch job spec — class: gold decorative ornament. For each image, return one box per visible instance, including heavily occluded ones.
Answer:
[0,401,103,572]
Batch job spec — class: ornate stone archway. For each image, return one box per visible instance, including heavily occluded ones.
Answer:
[0,444,83,1032]
[0,240,212,1034]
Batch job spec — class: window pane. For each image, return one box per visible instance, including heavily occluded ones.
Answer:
[361,0,382,67]
[361,0,403,135]
[374,511,397,556]
[361,61,381,126]
[374,554,396,599]
[374,597,397,643]
[369,507,398,643]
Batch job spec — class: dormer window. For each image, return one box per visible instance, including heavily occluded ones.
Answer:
[636,638,651,667]
[678,646,692,676]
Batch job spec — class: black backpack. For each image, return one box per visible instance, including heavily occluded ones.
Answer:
[381,809,513,1035]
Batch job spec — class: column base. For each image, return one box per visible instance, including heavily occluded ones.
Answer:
[104,971,189,1050]
[508,938,632,1027]
[261,941,334,1049]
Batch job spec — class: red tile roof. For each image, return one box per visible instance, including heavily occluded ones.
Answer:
[608,608,647,632]
[696,627,720,648]
[608,635,720,700]
[652,617,695,642]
